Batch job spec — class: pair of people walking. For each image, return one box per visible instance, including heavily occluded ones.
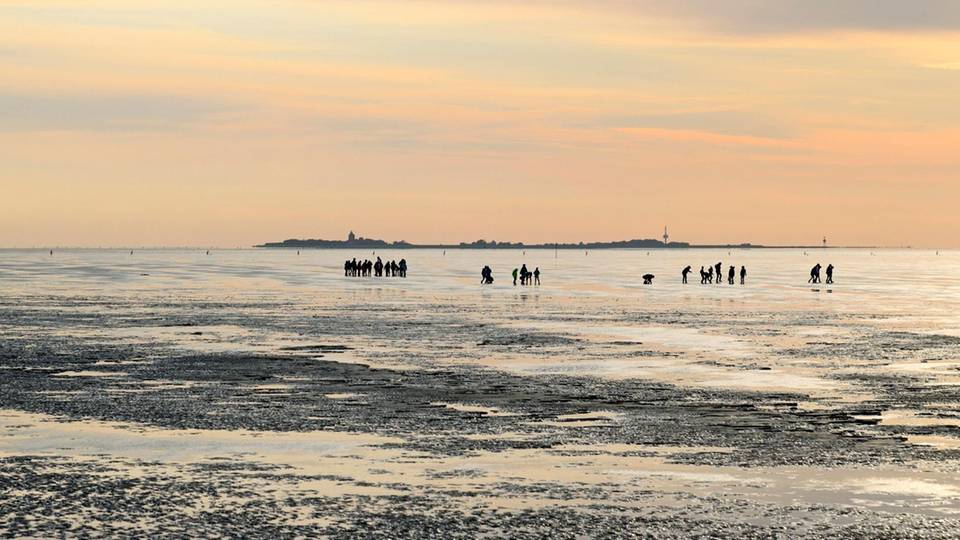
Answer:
[809,263,834,284]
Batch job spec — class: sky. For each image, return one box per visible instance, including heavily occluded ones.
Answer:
[2,0,959,248]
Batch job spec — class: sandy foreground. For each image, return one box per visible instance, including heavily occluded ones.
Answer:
[3,285,960,538]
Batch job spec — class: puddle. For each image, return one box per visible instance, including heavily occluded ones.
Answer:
[430,402,517,417]
[53,370,127,378]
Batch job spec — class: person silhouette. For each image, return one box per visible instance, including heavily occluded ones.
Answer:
[374,257,383,277]
[481,265,494,284]
[707,266,714,284]
[682,265,692,284]
[520,264,528,285]
[715,262,722,285]
[512,267,519,286]
[344,260,350,277]
[739,265,746,285]
[825,264,834,284]
[699,266,707,284]
[534,267,540,285]
[399,258,407,278]
[728,265,735,285]
[808,263,822,283]
[642,273,655,285]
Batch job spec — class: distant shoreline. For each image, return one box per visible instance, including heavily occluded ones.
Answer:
[256,244,851,250]
[255,238,860,250]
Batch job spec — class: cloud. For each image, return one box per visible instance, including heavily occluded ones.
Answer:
[0,93,232,132]
[924,61,960,70]
[576,109,791,139]
[601,0,960,34]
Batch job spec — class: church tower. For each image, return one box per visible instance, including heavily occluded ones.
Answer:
[348,231,356,242]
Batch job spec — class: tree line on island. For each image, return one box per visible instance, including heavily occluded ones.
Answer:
[254,231,769,250]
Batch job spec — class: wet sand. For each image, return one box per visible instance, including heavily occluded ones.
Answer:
[2,249,960,537]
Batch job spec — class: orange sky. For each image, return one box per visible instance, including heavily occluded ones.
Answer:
[2,0,959,247]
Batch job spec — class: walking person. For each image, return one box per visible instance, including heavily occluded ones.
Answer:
[739,265,746,285]
[728,265,735,285]
[826,264,834,284]
[715,262,723,285]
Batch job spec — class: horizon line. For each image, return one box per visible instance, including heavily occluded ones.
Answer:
[0,244,947,251]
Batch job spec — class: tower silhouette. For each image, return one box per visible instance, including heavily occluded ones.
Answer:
[662,226,669,245]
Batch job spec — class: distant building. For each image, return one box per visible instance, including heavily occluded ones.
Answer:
[348,231,356,242]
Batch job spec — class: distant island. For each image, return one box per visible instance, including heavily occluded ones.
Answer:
[255,231,783,250]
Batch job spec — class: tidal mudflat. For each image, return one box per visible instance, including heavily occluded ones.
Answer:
[2,248,960,538]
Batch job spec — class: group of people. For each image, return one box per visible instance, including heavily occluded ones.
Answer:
[681,262,747,285]
[344,257,407,278]
[808,263,835,284]
[511,264,541,286]
[479,264,542,285]
[341,257,836,286]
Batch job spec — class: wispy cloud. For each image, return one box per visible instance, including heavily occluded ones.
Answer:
[591,0,960,34]
[0,93,233,132]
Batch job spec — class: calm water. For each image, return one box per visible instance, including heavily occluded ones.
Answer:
[2,247,958,316]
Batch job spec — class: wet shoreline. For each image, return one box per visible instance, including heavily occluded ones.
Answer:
[3,280,960,538]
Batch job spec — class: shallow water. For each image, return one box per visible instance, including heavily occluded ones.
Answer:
[3,247,960,536]
[3,248,959,404]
